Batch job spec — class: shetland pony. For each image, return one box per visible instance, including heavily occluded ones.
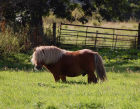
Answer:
[31,46,107,83]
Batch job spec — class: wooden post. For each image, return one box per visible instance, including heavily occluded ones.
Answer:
[112,29,115,49]
[76,32,79,46]
[95,31,98,49]
[137,23,140,49]
[57,23,62,45]
[53,22,56,45]
[135,35,137,48]
[114,35,118,49]
[85,27,88,46]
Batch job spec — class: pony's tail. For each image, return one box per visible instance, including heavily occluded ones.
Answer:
[94,53,107,81]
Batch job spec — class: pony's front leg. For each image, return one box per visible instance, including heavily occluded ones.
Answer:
[52,73,60,82]
[60,75,66,82]
[87,72,98,83]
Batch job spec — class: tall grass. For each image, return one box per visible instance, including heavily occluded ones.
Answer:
[0,28,20,54]
[0,27,31,54]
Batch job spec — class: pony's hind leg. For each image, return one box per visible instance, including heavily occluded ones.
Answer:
[60,75,66,82]
[87,72,97,83]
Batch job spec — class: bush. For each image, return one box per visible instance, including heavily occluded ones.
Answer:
[0,28,20,54]
[0,26,32,54]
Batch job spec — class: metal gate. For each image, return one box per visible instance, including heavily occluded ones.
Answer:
[58,23,139,49]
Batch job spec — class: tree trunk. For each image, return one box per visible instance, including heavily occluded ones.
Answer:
[29,11,44,47]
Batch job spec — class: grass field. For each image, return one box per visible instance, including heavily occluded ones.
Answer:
[0,70,140,109]
[0,48,140,109]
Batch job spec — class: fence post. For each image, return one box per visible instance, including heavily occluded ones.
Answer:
[59,23,62,44]
[114,35,118,49]
[85,27,88,46]
[76,32,79,46]
[53,22,56,45]
[112,29,115,49]
[94,31,98,49]
[137,23,140,49]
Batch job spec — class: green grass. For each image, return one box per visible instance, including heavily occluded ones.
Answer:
[0,49,140,109]
[0,53,32,70]
[0,70,140,109]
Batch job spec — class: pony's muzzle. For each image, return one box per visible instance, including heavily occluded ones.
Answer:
[34,65,42,71]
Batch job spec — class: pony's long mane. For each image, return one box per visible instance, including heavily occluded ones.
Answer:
[31,46,66,65]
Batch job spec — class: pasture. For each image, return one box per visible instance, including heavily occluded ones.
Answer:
[0,70,140,109]
[0,48,140,109]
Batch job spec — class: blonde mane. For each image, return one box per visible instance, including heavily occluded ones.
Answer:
[31,46,66,65]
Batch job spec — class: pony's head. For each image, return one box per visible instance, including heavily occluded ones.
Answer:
[31,46,66,70]
[31,48,44,70]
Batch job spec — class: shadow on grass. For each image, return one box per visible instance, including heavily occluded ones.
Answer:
[45,102,104,109]
[37,80,87,88]
[38,82,69,88]
[65,102,104,109]
[105,59,140,73]
[0,53,33,70]
[64,80,87,85]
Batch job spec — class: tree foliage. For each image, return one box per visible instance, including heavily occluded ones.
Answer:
[0,0,140,46]
[78,0,140,21]
[0,0,140,27]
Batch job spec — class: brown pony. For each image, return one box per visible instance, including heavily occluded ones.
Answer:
[31,46,107,83]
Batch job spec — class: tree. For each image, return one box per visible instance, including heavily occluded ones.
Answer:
[0,0,140,47]
[0,0,77,46]
[78,0,140,21]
